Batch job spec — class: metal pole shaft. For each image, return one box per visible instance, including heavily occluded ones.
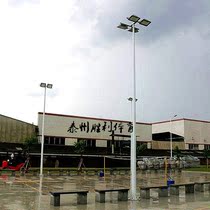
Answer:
[170,119,172,159]
[130,23,137,200]
[40,87,46,176]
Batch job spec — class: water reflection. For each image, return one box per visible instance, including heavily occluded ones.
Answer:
[1,170,210,209]
[130,200,136,210]
[185,193,196,202]
[37,176,43,210]
[169,195,179,204]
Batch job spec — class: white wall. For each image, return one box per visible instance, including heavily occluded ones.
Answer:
[184,120,210,146]
[65,138,77,146]
[152,119,210,150]
[152,120,185,149]
[38,113,152,143]
[96,140,107,147]
[152,120,184,136]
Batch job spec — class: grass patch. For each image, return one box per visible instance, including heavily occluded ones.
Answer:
[183,166,210,172]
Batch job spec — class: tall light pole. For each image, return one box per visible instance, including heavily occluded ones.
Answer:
[118,15,151,200]
[170,114,177,159]
[40,83,53,176]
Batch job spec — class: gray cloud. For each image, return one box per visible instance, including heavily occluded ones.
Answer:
[137,28,210,122]
[72,0,210,47]
[67,0,210,123]
[144,0,210,43]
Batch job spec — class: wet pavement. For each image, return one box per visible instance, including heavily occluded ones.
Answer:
[1,170,210,210]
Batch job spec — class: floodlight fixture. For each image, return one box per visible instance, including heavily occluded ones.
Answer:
[128,27,139,33]
[128,97,133,101]
[40,83,46,88]
[128,97,138,102]
[139,19,151,27]
[47,84,53,89]
[117,22,129,30]
[127,15,140,23]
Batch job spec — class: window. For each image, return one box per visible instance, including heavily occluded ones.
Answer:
[60,137,65,145]
[78,139,96,148]
[114,141,121,148]
[107,140,111,148]
[86,139,96,147]
[44,136,50,144]
[107,140,120,148]
[49,137,54,145]
[44,136,65,145]
[189,144,198,150]
[91,140,96,147]
[55,137,60,145]
[204,145,210,150]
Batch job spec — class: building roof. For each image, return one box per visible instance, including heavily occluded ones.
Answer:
[152,118,210,125]
[38,112,152,125]
[0,114,36,126]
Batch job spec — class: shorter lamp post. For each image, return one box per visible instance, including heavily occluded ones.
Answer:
[168,114,177,184]
[170,114,177,159]
[40,83,53,176]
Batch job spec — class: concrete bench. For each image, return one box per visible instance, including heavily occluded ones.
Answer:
[95,188,129,203]
[50,190,89,206]
[170,183,195,195]
[85,169,98,175]
[194,181,210,192]
[47,169,65,176]
[140,185,168,199]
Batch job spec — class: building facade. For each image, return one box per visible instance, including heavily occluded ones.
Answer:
[0,114,37,143]
[152,118,210,150]
[2,112,209,152]
[38,112,152,149]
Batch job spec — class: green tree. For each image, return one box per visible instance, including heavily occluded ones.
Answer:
[74,140,86,171]
[74,140,86,155]
[23,135,38,151]
[136,144,147,156]
[173,146,182,160]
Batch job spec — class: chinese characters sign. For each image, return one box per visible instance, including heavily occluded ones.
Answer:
[67,121,133,134]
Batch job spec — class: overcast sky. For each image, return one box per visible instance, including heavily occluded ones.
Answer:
[1,0,210,124]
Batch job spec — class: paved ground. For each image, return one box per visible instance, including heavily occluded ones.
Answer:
[1,170,210,210]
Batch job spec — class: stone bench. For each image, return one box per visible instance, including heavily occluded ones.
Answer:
[169,183,195,195]
[50,190,89,206]
[194,181,210,192]
[84,169,99,175]
[47,169,66,176]
[95,188,129,203]
[140,185,168,199]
